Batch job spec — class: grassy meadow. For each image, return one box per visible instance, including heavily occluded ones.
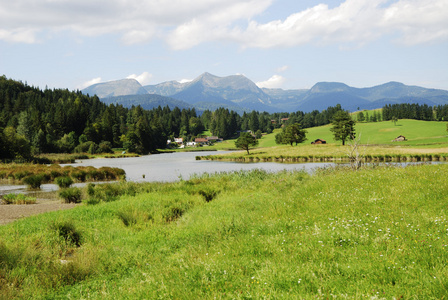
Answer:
[1,164,448,298]
[200,119,448,161]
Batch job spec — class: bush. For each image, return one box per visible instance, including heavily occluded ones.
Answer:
[163,206,185,222]
[22,174,44,190]
[71,170,87,182]
[116,206,153,227]
[55,176,73,188]
[73,141,96,154]
[50,220,82,247]
[88,143,98,155]
[98,141,114,154]
[117,208,138,226]
[50,170,62,180]
[59,187,82,203]
[198,189,219,202]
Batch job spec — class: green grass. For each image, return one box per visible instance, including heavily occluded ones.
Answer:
[198,120,448,162]
[305,119,448,146]
[1,193,37,205]
[1,164,448,298]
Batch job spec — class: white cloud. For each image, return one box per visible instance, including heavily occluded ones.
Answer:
[231,0,448,48]
[0,0,273,46]
[256,75,286,89]
[0,28,38,43]
[127,72,153,85]
[277,65,289,73]
[79,77,102,89]
[178,79,193,84]
[381,0,448,45]
[1,0,447,48]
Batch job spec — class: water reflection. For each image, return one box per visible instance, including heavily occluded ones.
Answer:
[61,151,335,182]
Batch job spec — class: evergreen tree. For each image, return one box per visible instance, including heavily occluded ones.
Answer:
[235,132,258,155]
[275,123,307,146]
[330,111,356,145]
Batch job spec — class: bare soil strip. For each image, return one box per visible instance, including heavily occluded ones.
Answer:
[0,200,79,225]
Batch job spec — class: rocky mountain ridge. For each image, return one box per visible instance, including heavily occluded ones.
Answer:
[82,73,448,113]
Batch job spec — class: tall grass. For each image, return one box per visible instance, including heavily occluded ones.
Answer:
[1,193,36,204]
[1,165,448,298]
[0,164,125,185]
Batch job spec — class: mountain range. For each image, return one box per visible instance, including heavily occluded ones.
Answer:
[82,72,448,113]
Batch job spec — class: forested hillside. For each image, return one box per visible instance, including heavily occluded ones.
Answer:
[3,76,447,161]
[0,76,194,159]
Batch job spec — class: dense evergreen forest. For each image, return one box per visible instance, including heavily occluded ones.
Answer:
[382,103,448,121]
[2,75,447,161]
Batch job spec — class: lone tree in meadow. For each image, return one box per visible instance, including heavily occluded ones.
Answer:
[330,111,356,146]
[275,123,307,146]
[391,116,398,126]
[235,132,259,155]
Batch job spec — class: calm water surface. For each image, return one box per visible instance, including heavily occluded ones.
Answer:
[0,151,441,195]
[0,151,335,195]
[62,151,335,182]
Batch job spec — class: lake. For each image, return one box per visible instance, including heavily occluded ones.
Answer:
[62,151,335,182]
[0,151,441,195]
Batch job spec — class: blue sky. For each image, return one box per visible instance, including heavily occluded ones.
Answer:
[1,0,447,91]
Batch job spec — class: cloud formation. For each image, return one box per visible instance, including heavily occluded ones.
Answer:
[256,75,286,89]
[127,72,153,85]
[79,77,102,89]
[1,0,447,48]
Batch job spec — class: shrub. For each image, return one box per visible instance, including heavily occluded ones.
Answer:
[14,170,31,180]
[50,220,82,247]
[198,189,219,202]
[88,143,97,155]
[163,206,185,222]
[86,183,95,196]
[50,170,62,180]
[117,208,138,227]
[55,176,74,188]
[117,206,152,227]
[59,187,82,203]
[73,141,96,153]
[98,141,114,154]
[22,174,44,190]
[71,170,86,182]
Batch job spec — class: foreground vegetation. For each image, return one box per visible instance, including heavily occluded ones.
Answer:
[1,164,448,298]
[0,164,125,188]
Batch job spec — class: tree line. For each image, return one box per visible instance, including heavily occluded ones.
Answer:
[0,76,349,160]
[381,103,448,122]
[5,75,446,161]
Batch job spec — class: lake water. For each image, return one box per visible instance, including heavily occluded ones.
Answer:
[0,151,441,195]
[62,151,336,182]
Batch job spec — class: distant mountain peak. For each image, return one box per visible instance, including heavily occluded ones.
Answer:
[310,82,350,93]
[82,73,448,113]
[82,78,148,98]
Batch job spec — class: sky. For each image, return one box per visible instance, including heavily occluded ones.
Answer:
[1,0,447,91]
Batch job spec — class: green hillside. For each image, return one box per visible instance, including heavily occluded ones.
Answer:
[253,119,448,148]
[305,119,447,147]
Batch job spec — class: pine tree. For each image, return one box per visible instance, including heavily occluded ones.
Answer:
[330,111,356,146]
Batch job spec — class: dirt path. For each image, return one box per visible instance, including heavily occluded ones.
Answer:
[0,200,79,225]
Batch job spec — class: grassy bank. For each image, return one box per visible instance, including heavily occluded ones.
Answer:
[1,164,448,298]
[0,164,126,186]
[197,144,448,163]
